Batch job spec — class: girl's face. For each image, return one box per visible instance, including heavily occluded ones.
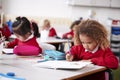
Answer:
[72,25,78,32]
[79,34,98,51]
[43,21,50,30]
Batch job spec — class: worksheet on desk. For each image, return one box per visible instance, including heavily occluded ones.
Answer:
[33,60,91,70]
[2,48,13,54]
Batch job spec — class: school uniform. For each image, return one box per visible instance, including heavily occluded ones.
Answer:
[69,44,118,80]
[0,25,11,40]
[7,34,42,56]
[62,30,74,39]
[48,27,57,37]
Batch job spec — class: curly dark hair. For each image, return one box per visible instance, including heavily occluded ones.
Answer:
[74,19,109,50]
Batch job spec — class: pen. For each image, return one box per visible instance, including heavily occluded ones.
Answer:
[67,39,71,55]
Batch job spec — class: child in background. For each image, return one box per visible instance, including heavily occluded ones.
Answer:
[62,18,82,39]
[40,19,60,50]
[40,19,57,38]
[4,17,42,56]
[0,24,11,41]
[66,19,118,80]
[31,20,56,52]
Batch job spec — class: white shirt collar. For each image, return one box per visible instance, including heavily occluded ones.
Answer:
[85,45,99,53]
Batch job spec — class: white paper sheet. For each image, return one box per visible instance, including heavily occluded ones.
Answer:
[2,48,13,54]
[33,60,91,69]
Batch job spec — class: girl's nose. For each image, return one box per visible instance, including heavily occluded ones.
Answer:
[84,44,89,49]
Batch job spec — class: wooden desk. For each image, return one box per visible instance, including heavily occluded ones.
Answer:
[37,37,73,51]
[10,35,72,44]
[37,37,72,44]
[0,54,107,80]
[10,35,72,51]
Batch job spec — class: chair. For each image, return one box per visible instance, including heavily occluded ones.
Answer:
[105,56,119,80]
[105,69,113,80]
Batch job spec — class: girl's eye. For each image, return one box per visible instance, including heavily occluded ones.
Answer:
[81,42,85,44]
[81,42,92,44]
[88,42,93,44]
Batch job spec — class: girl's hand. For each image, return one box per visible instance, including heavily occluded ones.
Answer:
[81,59,91,62]
[3,41,9,48]
[66,54,74,61]
[67,35,72,39]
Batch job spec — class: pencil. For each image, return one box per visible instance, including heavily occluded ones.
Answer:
[67,39,71,55]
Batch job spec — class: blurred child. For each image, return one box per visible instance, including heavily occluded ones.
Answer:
[40,19,60,50]
[31,20,56,52]
[0,24,11,41]
[4,17,42,56]
[62,18,82,39]
[66,19,118,80]
[40,19,57,38]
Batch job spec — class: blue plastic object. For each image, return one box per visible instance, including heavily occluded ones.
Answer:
[7,72,15,76]
[44,50,65,60]
[0,73,25,80]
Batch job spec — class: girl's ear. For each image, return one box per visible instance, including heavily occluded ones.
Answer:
[25,32,32,38]
[27,32,32,35]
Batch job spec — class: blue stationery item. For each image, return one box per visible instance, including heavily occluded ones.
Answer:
[44,50,65,60]
[0,73,25,80]
[7,72,15,76]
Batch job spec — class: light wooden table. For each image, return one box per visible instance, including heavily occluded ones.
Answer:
[37,37,73,51]
[0,54,107,80]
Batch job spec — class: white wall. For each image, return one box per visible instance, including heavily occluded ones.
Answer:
[0,0,2,13]
[2,0,120,38]
[2,0,72,18]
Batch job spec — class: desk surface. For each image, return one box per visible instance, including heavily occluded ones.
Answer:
[37,37,72,44]
[0,54,106,80]
[10,34,72,44]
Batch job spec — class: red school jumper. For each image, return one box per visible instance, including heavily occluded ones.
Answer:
[70,44,118,80]
[62,30,74,39]
[7,37,42,56]
[0,25,11,40]
[48,27,57,37]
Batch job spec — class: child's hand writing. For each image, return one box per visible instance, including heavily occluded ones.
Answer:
[81,59,91,62]
[66,54,74,61]
[3,41,9,48]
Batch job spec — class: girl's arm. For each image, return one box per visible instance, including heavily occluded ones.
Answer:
[91,48,118,69]
[6,38,18,48]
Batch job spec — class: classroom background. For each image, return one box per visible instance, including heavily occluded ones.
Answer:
[0,0,120,80]
[0,0,120,37]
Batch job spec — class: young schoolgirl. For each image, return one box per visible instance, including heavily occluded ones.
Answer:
[4,17,42,56]
[40,19,60,50]
[66,19,118,80]
[40,19,57,38]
